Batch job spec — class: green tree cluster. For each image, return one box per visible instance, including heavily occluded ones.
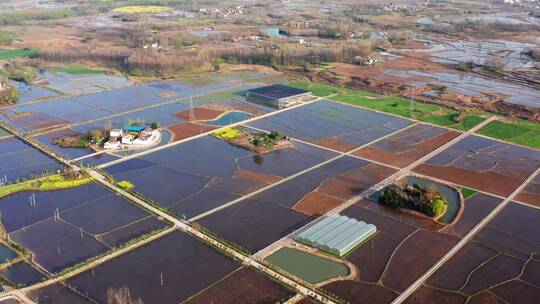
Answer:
[379,183,448,217]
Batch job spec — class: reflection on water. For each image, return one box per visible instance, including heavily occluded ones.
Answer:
[403,176,460,224]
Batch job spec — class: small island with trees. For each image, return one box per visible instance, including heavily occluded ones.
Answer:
[212,127,292,153]
[379,182,448,219]
[53,128,108,150]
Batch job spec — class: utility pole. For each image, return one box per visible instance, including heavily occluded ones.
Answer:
[189,96,195,121]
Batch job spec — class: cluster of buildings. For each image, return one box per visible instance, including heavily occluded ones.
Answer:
[104,126,161,149]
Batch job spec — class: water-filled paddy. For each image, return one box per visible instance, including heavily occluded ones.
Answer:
[0,137,62,183]
[415,135,540,197]
[0,182,169,273]
[67,231,239,304]
[0,262,45,286]
[105,135,336,217]
[1,81,236,133]
[266,247,349,284]
[252,156,396,216]
[248,100,412,151]
[0,244,17,263]
[197,199,313,252]
[354,124,460,168]
[410,202,540,304]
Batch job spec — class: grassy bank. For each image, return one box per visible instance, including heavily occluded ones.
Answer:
[0,174,94,199]
[289,82,488,131]
[112,6,173,14]
[477,119,540,150]
[50,66,107,75]
[0,48,40,60]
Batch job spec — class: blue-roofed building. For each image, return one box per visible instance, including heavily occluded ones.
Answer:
[121,125,146,132]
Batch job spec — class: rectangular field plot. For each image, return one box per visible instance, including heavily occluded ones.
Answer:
[184,267,295,304]
[195,156,396,254]
[414,135,540,197]
[1,183,169,273]
[320,191,503,303]
[8,80,62,104]
[251,156,396,216]
[0,137,62,183]
[29,283,93,304]
[354,124,460,168]
[65,231,240,304]
[104,135,336,218]
[0,81,235,133]
[515,174,540,207]
[0,261,46,287]
[404,202,540,304]
[247,100,412,152]
[197,199,313,253]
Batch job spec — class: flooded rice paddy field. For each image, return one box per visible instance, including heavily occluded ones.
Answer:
[197,198,313,253]
[251,156,396,216]
[0,182,169,273]
[0,81,234,133]
[195,156,395,253]
[104,135,336,219]
[429,40,536,70]
[414,135,540,197]
[383,70,540,109]
[64,231,240,304]
[321,192,503,303]
[184,267,294,304]
[41,71,130,96]
[405,202,540,304]
[515,174,540,208]
[0,244,17,263]
[354,124,460,168]
[7,81,61,104]
[0,137,62,183]
[0,262,45,287]
[247,100,412,152]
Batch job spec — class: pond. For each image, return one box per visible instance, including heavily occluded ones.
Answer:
[260,27,282,38]
[0,244,17,263]
[202,111,253,126]
[266,247,349,284]
[402,176,461,224]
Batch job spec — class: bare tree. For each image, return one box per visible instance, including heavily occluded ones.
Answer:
[107,286,144,304]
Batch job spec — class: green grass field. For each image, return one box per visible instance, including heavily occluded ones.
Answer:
[50,66,107,75]
[477,119,540,150]
[461,188,478,199]
[289,82,488,131]
[0,48,40,60]
[0,128,10,137]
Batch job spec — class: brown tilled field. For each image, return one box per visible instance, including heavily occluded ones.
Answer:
[354,124,460,168]
[185,267,294,304]
[413,136,540,197]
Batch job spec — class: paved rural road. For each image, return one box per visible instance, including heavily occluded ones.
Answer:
[253,115,497,259]
[0,98,340,304]
[0,169,338,304]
